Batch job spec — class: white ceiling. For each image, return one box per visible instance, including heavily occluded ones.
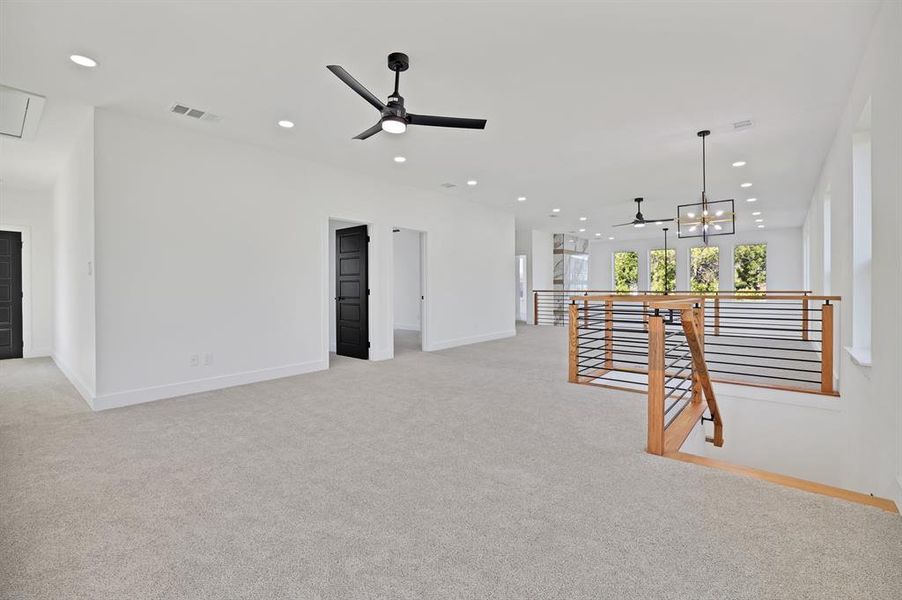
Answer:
[0,1,880,237]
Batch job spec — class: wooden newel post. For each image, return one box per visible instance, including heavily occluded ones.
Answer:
[802,298,809,341]
[647,315,665,455]
[568,302,579,383]
[604,300,614,369]
[692,305,704,404]
[713,297,720,336]
[821,302,834,393]
[533,291,539,325]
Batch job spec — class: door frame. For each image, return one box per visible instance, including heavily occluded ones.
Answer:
[324,217,373,366]
[0,224,33,357]
[389,227,428,356]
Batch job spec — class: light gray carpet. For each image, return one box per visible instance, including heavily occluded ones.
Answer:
[1,326,900,599]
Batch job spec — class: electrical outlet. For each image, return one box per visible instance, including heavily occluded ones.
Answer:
[189,354,199,367]
[202,352,213,366]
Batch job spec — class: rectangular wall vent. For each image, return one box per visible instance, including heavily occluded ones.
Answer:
[169,103,221,122]
[733,119,754,131]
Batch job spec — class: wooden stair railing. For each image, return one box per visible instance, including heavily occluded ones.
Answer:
[645,298,723,455]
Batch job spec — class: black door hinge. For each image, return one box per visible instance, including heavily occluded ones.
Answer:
[367,341,371,348]
[367,235,371,243]
[367,289,370,295]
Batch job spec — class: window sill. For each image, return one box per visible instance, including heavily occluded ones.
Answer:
[844,346,872,368]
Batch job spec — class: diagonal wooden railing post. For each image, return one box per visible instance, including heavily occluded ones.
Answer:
[568,302,579,383]
[647,314,665,455]
[681,307,723,447]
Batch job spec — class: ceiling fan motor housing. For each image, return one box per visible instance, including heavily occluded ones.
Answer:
[387,52,409,72]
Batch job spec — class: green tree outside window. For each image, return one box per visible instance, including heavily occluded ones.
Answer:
[690,246,720,292]
[649,249,676,293]
[734,243,767,291]
[613,251,639,292]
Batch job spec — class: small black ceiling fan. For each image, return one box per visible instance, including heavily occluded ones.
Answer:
[612,198,674,228]
[327,52,487,140]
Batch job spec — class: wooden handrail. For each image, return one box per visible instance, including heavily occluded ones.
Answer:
[645,307,723,456]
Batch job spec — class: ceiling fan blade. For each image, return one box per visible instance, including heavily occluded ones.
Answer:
[408,114,487,129]
[326,65,385,111]
[353,122,383,140]
[612,221,638,227]
[644,217,675,223]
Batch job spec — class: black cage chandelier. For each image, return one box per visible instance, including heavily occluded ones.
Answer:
[676,130,736,244]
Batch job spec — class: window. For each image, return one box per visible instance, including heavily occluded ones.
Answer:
[851,100,871,358]
[689,246,720,292]
[649,249,676,293]
[734,243,767,291]
[613,251,639,292]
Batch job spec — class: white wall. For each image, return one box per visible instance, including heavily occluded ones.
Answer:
[92,109,514,408]
[392,228,421,331]
[0,185,54,357]
[514,228,553,323]
[52,109,96,401]
[589,227,804,292]
[802,0,902,505]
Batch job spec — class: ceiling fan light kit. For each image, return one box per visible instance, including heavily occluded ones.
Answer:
[677,129,736,243]
[327,52,487,140]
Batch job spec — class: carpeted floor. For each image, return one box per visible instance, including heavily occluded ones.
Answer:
[1,325,900,599]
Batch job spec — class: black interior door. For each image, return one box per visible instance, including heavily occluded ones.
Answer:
[335,225,369,359]
[0,231,24,360]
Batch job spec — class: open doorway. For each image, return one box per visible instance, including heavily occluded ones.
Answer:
[329,219,369,360]
[515,254,528,323]
[392,227,425,356]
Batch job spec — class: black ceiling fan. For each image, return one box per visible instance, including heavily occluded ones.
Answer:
[327,52,487,140]
[612,198,675,228]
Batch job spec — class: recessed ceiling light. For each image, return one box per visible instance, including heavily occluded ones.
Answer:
[466,180,478,186]
[608,236,615,240]
[393,156,406,163]
[687,212,696,218]
[714,224,723,231]
[517,196,526,202]
[755,218,764,223]
[595,233,601,236]
[578,228,586,232]
[752,211,761,216]
[655,221,663,225]
[732,161,747,167]
[278,120,295,128]
[552,208,561,213]
[746,197,757,202]
[568,239,575,243]
[757,224,765,229]
[579,216,587,221]
[741,182,753,188]
[69,54,97,68]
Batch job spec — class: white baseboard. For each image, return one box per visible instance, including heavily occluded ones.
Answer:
[393,323,421,332]
[423,329,516,352]
[25,346,53,358]
[51,354,96,409]
[91,358,328,411]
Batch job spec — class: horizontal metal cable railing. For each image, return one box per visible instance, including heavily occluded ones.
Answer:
[567,296,724,454]
[561,291,838,395]
[534,289,812,326]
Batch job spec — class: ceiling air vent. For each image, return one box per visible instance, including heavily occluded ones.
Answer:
[169,103,221,122]
[733,119,754,131]
[0,85,46,140]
